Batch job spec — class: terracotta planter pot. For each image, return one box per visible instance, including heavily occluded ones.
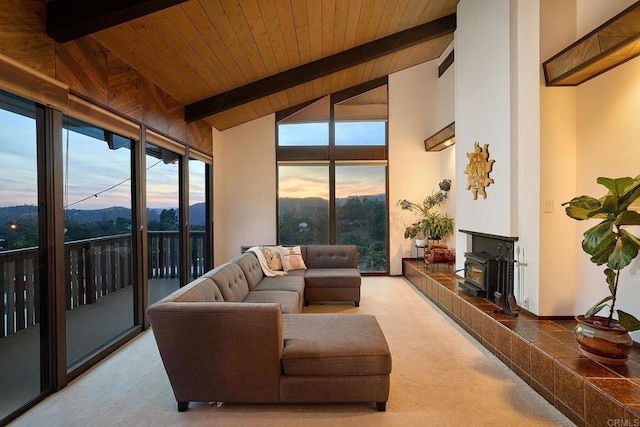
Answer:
[574,315,633,365]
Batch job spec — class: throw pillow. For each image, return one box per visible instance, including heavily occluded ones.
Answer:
[260,246,283,271]
[278,246,307,271]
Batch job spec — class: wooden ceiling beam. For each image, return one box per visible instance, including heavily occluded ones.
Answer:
[185,14,456,123]
[46,0,188,43]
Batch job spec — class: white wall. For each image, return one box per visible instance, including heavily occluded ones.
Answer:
[212,115,277,265]
[455,0,543,313]
[574,53,640,343]
[388,44,456,275]
[539,0,640,338]
[455,0,514,245]
[539,0,578,316]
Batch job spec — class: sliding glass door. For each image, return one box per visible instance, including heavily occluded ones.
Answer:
[0,91,41,420]
[146,142,181,304]
[62,116,135,370]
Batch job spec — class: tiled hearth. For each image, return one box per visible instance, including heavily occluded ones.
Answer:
[403,259,640,427]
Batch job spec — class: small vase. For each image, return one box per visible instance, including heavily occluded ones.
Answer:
[415,239,426,248]
[574,315,633,365]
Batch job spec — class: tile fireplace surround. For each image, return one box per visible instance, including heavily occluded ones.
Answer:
[403,259,640,427]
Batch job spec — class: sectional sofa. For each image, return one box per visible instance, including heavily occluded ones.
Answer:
[146,245,392,412]
[238,244,362,307]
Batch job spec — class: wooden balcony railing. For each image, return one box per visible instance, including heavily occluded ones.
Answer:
[1,230,206,338]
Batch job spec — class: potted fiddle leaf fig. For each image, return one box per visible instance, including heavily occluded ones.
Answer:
[398,179,454,247]
[562,175,640,364]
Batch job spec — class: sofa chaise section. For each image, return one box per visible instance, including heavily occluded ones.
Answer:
[280,313,391,410]
[147,299,391,412]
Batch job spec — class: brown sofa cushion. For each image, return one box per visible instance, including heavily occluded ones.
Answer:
[281,314,391,377]
[253,275,305,294]
[243,291,300,314]
[207,263,250,302]
[230,252,264,290]
[305,245,356,269]
[304,268,361,288]
[174,277,225,302]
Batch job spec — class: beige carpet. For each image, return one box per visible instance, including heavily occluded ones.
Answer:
[10,277,573,427]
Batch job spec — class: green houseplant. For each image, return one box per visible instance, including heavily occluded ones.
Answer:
[398,179,454,245]
[562,175,640,364]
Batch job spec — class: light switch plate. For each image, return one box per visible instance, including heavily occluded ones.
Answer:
[544,199,554,213]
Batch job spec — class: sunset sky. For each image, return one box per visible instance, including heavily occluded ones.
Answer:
[2,108,384,209]
[278,165,385,200]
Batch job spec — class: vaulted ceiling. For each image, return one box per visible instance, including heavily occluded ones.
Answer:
[46,0,457,131]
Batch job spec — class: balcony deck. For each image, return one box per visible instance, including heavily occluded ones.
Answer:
[0,277,179,418]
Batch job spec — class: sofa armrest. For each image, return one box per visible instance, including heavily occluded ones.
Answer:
[147,301,283,403]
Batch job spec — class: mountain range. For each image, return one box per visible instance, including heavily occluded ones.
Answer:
[0,203,207,226]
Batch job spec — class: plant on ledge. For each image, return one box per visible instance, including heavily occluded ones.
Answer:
[562,175,640,364]
[397,179,455,243]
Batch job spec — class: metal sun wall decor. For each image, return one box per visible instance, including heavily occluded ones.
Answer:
[464,142,495,200]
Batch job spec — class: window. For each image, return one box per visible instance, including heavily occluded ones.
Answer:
[335,164,387,271]
[145,141,182,305]
[335,121,386,146]
[188,157,208,280]
[278,123,329,146]
[278,164,330,245]
[276,80,388,273]
[0,90,41,420]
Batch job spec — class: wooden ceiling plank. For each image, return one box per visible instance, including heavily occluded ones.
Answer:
[344,60,361,89]
[93,26,201,102]
[238,0,278,77]
[127,16,207,93]
[258,0,291,71]
[365,0,388,42]
[331,0,350,53]
[145,10,222,93]
[331,65,349,92]
[353,0,375,47]
[164,5,235,90]
[375,0,402,36]
[200,0,263,83]
[46,0,188,43]
[364,56,389,81]
[321,0,337,58]
[416,0,454,23]
[306,0,323,62]
[274,0,301,70]
[291,0,311,64]
[362,56,378,82]
[343,0,364,49]
[185,13,456,122]
[178,1,241,89]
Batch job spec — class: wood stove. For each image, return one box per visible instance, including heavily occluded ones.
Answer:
[458,230,518,308]
[458,252,497,298]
